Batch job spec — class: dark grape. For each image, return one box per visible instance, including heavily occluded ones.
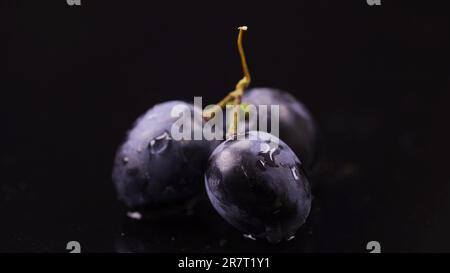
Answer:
[205,131,312,243]
[241,88,317,166]
[112,101,218,218]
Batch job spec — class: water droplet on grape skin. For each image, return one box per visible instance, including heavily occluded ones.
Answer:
[269,147,277,161]
[127,211,142,220]
[291,166,299,180]
[149,131,171,154]
[241,166,249,178]
[258,146,279,168]
[257,159,267,171]
[243,234,256,240]
[122,157,129,165]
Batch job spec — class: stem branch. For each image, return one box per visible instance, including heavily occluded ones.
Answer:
[203,26,251,135]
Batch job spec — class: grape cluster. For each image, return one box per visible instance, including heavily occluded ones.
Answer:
[112,27,317,243]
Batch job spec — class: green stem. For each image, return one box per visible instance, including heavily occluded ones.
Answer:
[203,26,251,137]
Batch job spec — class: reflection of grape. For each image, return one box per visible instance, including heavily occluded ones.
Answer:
[241,88,317,166]
[205,131,312,243]
[112,101,218,217]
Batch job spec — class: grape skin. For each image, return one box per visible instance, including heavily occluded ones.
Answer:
[242,88,317,166]
[112,101,219,214]
[205,131,312,243]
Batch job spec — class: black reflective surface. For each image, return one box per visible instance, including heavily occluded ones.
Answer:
[0,1,448,252]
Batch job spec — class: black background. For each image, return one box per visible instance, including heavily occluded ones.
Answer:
[0,1,448,252]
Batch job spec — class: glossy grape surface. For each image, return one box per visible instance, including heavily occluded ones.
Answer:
[112,101,218,215]
[205,131,312,243]
[241,88,317,166]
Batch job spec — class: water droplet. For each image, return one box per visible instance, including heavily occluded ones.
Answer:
[127,211,142,220]
[241,166,249,178]
[243,234,256,240]
[149,131,171,154]
[122,157,129,165]
[287,235,295,241]
[146,114,156,120]
[269,147,277,161]
[208,167,222,187]
[210,177,220,187]
[258,146,279,168]
[257,159,267,170]
[291,166,299,180]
